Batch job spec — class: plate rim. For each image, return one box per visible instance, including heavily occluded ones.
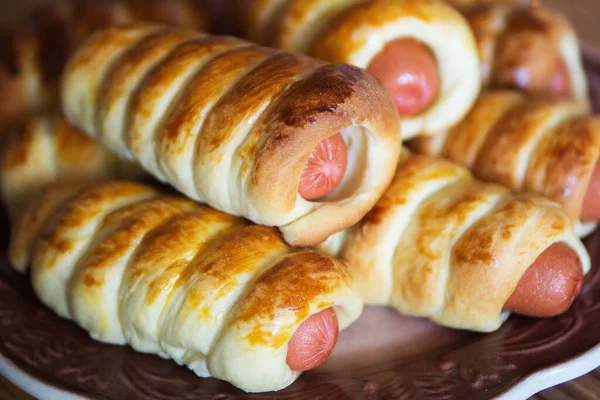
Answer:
[2,314,600,400]
[495,339,600,399]
[0,352,84,400]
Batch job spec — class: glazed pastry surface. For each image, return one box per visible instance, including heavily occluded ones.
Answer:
[61,25,401,247]
[9,180,363,393]
[319,151,590,332]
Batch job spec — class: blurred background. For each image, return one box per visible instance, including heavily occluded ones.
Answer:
[0,0,596,51]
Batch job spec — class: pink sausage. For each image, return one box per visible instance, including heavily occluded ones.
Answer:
[581,161,600,222]
[298,133,348,201]
[504,243,583,318]
[550,59,572,99]
[286,308,339,371]
[367,38,440,117]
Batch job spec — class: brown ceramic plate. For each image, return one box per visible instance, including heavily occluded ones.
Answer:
[1,51,600,400]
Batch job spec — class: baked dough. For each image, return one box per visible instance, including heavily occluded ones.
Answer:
[0,115,140,218]
[465,4,588,107]
[319,151,590,332]
[9,180,363,393]
[231,0,481,139]
[0,0,215,140]
[61,25,401,247]
[410,91,600,236]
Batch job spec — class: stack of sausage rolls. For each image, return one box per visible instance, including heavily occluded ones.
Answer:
[231,0,482,139]
[0,0,597,394]
[60,25,401,247]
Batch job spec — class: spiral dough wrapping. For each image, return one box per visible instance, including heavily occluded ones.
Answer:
[465,4,588,106]
[8,180,363,392]
[0,115,140,218]
[411,91,600,237]
[319,151,590,332]
[61,25,401,247]
[0,0,217,138]
[231,0,481,139]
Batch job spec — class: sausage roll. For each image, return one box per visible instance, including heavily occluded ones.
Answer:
[465,3,588,106]
[410,91,600,237]
[231,0,481,139]
[319,151,590,332]
[9,180,363,393]
[0,0,218,140]
[61,25,401,247]
[0,115,140,217]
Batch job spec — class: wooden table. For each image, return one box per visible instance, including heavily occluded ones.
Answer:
[1,0,599,399]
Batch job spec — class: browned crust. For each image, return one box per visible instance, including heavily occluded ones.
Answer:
[233,250,351,348]
[491,7,565,93]
[524,117,600,221]
[248,63,400,244]
[409,91,526,166]
[310,0,465,63]
[8,183,83,271]
[442,193,574,329]
[11,180,358,366]
[64,27,401,247]
[0,115,133,216]
[76,196,197,290]
[466,4,578,96]
[126,35,244,156]
[52,117,113,172]
[441,91,525,167]
[337,152,585,330]
[0,0,214,135]
[464,4,509,86]
[198,51,322,160]
[34,181,157,270]
[158,45,276,151]
[228,0,286,44]
[473,99,585,189]
[125,207,244,306]
[410,90,598,224]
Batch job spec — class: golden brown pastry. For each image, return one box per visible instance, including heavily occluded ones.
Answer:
[230,0,481,139]
[0,0,218,140]
[8,180,363,393]
[61,25,402,247]
[319,151,590,332]
[410,91,600,236]
[0,114,140,217]
[465,3,588,106]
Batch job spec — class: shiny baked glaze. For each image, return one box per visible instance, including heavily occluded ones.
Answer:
[0,115,137,217]
[62,26,401,247]
[8,183,82,272]
[409,91,600,224]
[311,0,459,63]
[231,0,481,139]
[466,4,588,103]
[1,43,600,400]
[6,180,363,392]
[331,151,589,332]
[0,0,214,138]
